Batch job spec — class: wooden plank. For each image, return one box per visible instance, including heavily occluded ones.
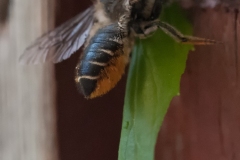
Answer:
[156,5,240,160]
[0,0,58,160]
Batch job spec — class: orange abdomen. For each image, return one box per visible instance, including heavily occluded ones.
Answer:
[75,23,130,99]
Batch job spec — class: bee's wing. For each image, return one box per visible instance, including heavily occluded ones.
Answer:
[20,6,94,64]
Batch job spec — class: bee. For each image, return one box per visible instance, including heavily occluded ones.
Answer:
[20,0,216,99]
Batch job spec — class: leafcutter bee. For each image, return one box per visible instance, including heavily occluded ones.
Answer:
[20,0,216,99]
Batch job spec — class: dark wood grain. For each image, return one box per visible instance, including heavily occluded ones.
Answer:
[156,6,240,160]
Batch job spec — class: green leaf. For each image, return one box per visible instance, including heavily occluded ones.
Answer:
[118,3,193,160]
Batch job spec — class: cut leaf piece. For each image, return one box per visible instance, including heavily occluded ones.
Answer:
[118,3,194,160]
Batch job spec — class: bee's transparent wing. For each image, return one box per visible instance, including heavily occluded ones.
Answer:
[20,6,94,64]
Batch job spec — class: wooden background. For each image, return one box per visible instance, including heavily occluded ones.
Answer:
[156,5,240,160]
[1,0,239,160]
[0,0,57,160]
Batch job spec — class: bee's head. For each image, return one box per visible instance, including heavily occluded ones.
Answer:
[149,0,163,20]
[131,0,164,21]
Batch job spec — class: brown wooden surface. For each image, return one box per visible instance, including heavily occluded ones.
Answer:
[156,6,240,160]
[0,0,58,160]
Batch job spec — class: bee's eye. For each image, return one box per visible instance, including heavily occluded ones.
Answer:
[149,1,162,20]
[150,16,155,20]
[134,14,138,19]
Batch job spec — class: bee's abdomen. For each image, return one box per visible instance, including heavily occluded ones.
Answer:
[75,24,128,99]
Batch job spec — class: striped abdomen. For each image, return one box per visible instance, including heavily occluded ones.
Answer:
[75,23,130,99]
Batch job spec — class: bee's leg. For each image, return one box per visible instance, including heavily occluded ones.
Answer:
[132,21,159,39]
[157,21,218,45]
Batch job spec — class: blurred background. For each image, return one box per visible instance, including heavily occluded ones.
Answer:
[0,0,240,160]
